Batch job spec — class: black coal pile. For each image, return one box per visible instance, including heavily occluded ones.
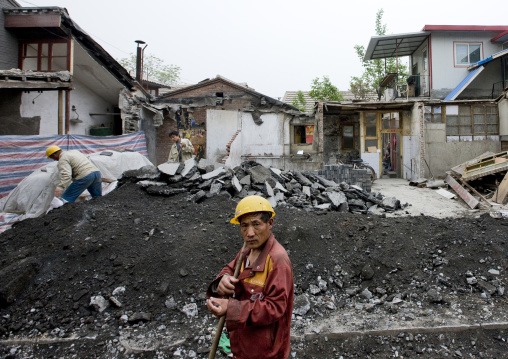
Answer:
[121,160,404,215]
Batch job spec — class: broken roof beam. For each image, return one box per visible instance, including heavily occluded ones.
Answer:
[462,151,508,181]
[445,174,479,209]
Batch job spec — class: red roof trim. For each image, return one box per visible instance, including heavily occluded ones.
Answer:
[491,30,508,42]
[422,25,508,32]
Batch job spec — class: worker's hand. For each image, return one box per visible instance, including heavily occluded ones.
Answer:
[206,297,228,317]
[54,189,63,198]
[217,274,239,296]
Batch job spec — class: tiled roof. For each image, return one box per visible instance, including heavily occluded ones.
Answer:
[282,90,378,112]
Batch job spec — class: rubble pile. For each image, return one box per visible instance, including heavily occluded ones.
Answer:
[120,160,404,215]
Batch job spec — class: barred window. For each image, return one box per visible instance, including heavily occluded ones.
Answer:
[446,104,498,141]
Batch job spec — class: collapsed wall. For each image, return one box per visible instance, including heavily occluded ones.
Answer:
[120,160,404,215]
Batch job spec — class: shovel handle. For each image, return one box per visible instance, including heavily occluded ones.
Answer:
[208,243,246,359]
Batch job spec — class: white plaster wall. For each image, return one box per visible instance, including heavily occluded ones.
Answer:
[402,136,420,180]
[21,81,118,135]
[430,31,503,90]
[361,152,380,178]
[240,112,284,156]
[206,109,239,163]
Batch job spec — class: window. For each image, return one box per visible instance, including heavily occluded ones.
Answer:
[20,40,70,72]
[364,113,377,151]
[454,43,482,66]
[446,104,498,141]
[294,125,314,144]
[424,106,444,123]
[342,125,354,150]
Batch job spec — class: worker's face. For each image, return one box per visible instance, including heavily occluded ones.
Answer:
[49,151,61,161]
[239,213,273,251]
[170,135,180,143]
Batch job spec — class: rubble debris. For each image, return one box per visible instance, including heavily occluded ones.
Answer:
[120,160,404,215]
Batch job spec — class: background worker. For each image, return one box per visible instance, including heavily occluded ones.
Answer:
[206,195,294,359]
[168,131,194,162]
[46,146,102,203]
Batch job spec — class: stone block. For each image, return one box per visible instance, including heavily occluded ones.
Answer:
[157,162,181,176]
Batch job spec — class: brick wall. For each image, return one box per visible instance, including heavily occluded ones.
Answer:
[318,164,372,192]
[155,80,259,164]
[0,0,19,69]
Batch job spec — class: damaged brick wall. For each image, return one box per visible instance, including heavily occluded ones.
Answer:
[0,91,40,135]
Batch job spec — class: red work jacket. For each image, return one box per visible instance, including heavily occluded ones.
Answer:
[207,234,294,359]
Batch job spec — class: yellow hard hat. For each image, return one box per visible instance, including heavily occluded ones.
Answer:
[46,145,62,159]
[230,195,275,224]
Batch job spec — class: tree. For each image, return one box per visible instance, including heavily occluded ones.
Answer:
[292,90,307,112]
[118,53,181,85]
[349,9,408,98]
[309,76,344,101]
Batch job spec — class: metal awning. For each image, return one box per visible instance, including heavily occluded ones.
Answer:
[443,66,485,101]
[364,32,430,61]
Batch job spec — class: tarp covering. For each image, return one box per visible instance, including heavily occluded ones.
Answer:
[0,150,153,233]
[0,131,148,199]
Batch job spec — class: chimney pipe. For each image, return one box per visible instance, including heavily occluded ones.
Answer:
[135,40,146,84]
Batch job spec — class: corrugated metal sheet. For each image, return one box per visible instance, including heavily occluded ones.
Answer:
[0,131,148,198]
[443,66,485,101]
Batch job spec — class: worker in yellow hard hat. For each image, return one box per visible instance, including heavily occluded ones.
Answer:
[46,146,102,203]
[206,195,294,359]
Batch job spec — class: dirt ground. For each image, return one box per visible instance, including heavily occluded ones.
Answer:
[1,179,508,358]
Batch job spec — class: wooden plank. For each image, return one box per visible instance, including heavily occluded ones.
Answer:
[4,14,61,28]
[0,81,71,90]
[493,172,508,205]
[445,174,479,209]
[460,179,492,207]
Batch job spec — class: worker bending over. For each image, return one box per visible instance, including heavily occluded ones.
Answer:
[46,146,102,203]
[206,195,294,359]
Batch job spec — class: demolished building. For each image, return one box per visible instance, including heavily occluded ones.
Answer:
[288,25,508,182]
[0,0,149,137]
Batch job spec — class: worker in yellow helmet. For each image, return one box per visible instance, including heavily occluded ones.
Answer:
[46,146,102,202]
[206,195,294,359]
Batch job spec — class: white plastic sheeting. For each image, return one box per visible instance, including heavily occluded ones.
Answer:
[0,151,153,233]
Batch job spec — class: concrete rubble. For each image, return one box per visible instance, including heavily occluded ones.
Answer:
[121,160,405,215]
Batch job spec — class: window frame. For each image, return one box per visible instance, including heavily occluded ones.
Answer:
[19,39,71,72]
[341,123,355,150]
[453,42,483,67]
[446,104,499,141]
[293,124,314,145]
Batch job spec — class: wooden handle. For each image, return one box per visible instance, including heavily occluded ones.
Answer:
[208,243,246,359]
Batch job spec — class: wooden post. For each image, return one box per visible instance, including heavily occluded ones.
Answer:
[65,90,70,134]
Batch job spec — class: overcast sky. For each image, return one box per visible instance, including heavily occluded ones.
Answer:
[19,0,508,99]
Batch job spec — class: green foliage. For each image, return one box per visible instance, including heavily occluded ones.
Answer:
[118,53,181,85]
[292,90,307,112]
[349,76,370,100]
[349,9,408,95]
[309,76,343,102]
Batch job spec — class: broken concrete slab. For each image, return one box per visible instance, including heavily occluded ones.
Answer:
[122,165,160,181]
[180,158,198,179]
[202,167,227,180]
[232,175,242,193]
[248,165,272,184]
[294,171,313,186]
[325,191,347,209]
[137,180,167,188]
[265,181,275,197]
[239,175,251,186]
[302,186,311,197]
[157,162,181,176]
[267,196,277,209]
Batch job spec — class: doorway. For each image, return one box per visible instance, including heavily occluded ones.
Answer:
[379,112,402,178]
